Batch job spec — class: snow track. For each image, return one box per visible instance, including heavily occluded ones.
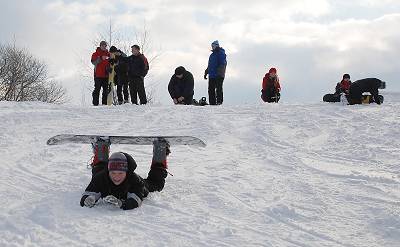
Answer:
[0,96,399,247]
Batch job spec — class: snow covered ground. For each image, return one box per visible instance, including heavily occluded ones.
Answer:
[1,93,399,247]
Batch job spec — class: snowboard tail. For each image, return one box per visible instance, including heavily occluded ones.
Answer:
[323,94,384,104]
[47,134,206,147]
[323,93,340,102]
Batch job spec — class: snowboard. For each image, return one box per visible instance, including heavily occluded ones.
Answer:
[107,52,118,106]
[323,93,340,103]
[323,94,384,104]
[47,134,206,147]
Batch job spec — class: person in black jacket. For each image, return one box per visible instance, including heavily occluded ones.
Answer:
[348,78,383,105]
[168,66,194,105]
[113,49,130,104]
[80,139,170,210]
[128,45,147,105]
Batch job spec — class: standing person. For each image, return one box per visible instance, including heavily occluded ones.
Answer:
[204,40,227,105]
[128,45,147,105]
[348,78,384,105]
[113,48,130,104]
[168,66,195,105]
[80,139,170,210]
[261,67,281,103]
[91,41,110,106]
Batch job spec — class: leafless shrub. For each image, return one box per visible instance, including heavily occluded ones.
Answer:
[0,43,68,104]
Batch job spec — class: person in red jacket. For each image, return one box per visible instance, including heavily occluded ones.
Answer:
[261,67,281,103]
[335,73,351,95]
[91,41,110,106]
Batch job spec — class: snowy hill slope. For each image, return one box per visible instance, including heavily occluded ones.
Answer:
[0,99,399,247]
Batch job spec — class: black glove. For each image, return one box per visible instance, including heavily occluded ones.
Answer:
[109,58,116,65]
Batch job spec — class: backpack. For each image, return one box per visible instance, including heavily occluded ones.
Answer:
[141,54,149,77]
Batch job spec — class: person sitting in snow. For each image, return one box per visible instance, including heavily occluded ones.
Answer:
[335,73,352,96]
[261,67,281,103]
[168,66,195,105]
[80,138,170,210]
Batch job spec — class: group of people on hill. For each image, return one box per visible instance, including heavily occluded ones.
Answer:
[91,40,227,106]
[327,74,385,105]
[92,39,384,106]
[91,41,148,105]
[167,40,227,106]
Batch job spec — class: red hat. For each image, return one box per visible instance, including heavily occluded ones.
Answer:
[269,68,277,73]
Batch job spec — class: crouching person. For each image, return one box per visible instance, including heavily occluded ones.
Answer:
[80,139,170,210]
[168,66,194,105]
[261,67,281,103]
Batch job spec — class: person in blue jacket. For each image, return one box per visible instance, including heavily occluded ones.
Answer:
[168,66,194,105]
[204,40,227,105]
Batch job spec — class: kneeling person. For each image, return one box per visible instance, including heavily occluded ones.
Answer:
[168,66,194,105]
[261,67,281,103]
[348,78,384,105]
[80,139,170,210]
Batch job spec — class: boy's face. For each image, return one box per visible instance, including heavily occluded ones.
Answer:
[131,47,140,55]
[100,43,107,51]
[109,171,127,185]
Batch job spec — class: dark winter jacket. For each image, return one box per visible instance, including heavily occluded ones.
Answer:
[80,153,148,210]
[349,78,382,104]
[128,54,146,79]
[206,47,227,79]
[168,71,194,104]
[114,51,129,84]
[91,47,110,78]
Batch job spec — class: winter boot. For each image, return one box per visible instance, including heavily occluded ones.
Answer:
[144,139,170,192]
[151,138,170,170]
[91,137,111,174]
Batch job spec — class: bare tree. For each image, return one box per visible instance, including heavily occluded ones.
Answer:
[0,43,69,104]
[131,23,163,104]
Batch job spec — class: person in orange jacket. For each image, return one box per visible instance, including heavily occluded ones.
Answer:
[91,41,110,106]
[261,67,281,103]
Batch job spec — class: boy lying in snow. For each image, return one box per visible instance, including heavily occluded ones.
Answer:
[80,139,170,210]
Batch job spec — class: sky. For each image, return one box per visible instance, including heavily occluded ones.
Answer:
[1,0,399,105]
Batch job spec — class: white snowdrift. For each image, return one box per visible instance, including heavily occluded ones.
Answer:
[0,94,399,247]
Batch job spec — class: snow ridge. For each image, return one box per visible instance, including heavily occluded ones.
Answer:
[0,99,399,247]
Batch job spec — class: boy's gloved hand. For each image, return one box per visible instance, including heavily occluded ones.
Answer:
[84,195,96,208]
[104,195,123,208]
